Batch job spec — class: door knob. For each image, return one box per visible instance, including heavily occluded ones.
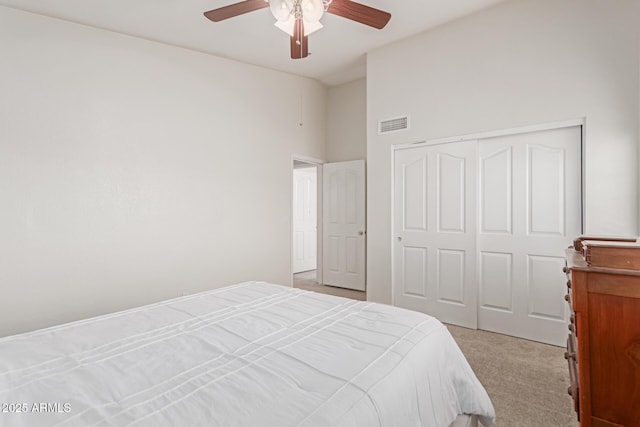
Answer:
[358,231,364,236]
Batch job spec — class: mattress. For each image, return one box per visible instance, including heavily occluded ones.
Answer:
[0,281,495,426]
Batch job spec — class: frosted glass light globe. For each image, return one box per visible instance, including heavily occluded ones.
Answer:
[269,0,293,22]
[301,0,324,23]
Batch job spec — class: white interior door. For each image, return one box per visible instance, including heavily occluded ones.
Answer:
[322,160,366,291]
[477,126,581,346]
[293,167,317,273]
[393,141,477,328]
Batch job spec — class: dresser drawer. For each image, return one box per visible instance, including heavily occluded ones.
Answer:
[564,275,577,313]
[565,333,580,419]
[569,312,577,337]
[564,289,573,310]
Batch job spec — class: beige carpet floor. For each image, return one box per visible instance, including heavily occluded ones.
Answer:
[293,270,366,301]
[446,325,578,427]
[293,272,578,427]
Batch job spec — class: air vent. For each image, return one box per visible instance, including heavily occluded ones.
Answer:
[378,116,409,135]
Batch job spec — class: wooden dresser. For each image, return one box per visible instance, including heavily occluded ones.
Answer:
[564,237,640,427]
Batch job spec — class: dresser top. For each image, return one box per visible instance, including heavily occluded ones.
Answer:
[566,247,640,276]
[581,240,640,249]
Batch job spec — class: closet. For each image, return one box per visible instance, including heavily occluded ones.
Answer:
[393,125,582,345]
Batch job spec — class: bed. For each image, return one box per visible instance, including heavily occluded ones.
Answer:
[0,281,495,427]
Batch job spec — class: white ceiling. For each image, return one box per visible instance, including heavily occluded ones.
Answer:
[0,0,505,86]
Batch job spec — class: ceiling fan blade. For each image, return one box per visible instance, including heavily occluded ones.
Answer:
[326,0,391,29]
[204,0,269,22]
[290,19,309,59]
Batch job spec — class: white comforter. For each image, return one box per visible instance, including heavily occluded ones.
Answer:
[0,282,495,427]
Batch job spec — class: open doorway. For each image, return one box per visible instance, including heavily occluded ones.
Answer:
[291,158,367,302]
[292,160,319,286]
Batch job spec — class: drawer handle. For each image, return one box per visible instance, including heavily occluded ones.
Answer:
[567,386,573,396]
[563,266,570,274]
[566,280,572,289]
[570,314,576,324]
[568,324,576,333]
[565,294,571,303]
[565,351,576,361]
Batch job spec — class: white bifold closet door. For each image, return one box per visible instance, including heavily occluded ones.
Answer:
[393,141,478,329]
[477,126,581,345]
[393,126,581,346]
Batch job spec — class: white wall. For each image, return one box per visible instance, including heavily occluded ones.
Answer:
[326,79,366,162]
[0,7,326,336]
[366,0,640,304]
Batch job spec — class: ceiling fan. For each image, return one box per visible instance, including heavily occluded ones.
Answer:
[204,0,391,59]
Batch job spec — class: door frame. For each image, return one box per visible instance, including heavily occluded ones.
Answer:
[291,155,323,286]
[390,118,585,307]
